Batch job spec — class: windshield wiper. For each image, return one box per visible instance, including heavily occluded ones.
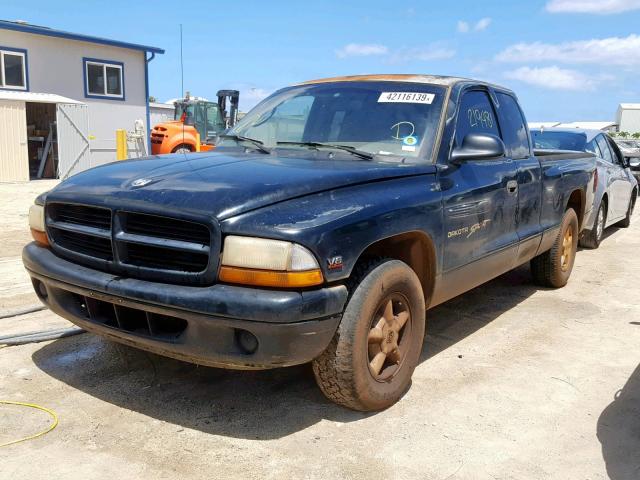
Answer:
[276,141,374,160]
[219,134,271,154]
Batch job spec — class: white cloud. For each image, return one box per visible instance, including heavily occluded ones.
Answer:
[495,34,640,66]
[474,17,492,31]
[336,43,388,58]
[388,45,456,64]
[504,66,597,91]
[336,42,455,63]
[233,87,273,111]
[457,18,492,33]
[457,21,470,33]
[546,0,640,14]
[243,88,270,102]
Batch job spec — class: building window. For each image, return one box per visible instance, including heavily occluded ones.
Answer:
[0,47,28,90]
[83,58,124,100]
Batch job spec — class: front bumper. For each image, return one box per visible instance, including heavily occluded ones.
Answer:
[23,243,347,369]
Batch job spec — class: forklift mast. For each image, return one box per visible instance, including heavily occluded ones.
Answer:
[216,90,240,128]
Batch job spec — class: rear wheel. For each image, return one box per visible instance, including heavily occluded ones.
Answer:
[579,201,606,249]
[172,144,192,154]
[617,192,636,228]
[312,259,425,411]
[531,208,579,288]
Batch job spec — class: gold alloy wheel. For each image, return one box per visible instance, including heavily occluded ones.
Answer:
[367,294,412,382]
[561,227,573,271]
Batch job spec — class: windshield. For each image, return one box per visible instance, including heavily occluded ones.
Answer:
[223,81,447,161]
[531,131,587,152]
[174,103,193,121]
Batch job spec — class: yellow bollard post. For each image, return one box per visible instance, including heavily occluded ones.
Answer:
[115,129,127,160]
[195,132,201,152]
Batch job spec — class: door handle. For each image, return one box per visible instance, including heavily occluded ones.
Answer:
[506,180,518,193]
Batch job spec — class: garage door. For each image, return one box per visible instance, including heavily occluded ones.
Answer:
[57,103,90,179]
[0,100,28,182]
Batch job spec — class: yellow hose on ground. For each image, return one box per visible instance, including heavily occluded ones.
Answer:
[0,401,58,447]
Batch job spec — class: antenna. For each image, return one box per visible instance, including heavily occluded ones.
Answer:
[180,23,185,156]
[180,23,184,101]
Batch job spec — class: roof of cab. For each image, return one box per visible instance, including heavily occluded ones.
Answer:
[297,74,511,91]
[298,74,468,86]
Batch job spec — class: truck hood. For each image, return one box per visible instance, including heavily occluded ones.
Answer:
[47,151,434,220]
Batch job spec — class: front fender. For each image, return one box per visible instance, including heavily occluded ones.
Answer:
[220,174,444,282]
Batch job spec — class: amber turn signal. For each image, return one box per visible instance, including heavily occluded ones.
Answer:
[219,266,323,288]
[30,228,50,247]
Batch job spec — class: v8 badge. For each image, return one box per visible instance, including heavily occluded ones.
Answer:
[327,255,344,271]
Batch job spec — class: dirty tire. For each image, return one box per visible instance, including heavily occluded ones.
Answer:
[312,259,425,411]
[617,192,636,228]
[531,208,579,288]
[579,201,606,249]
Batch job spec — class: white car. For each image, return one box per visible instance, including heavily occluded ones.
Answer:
[532,128,638,248]
[615,139,640,158]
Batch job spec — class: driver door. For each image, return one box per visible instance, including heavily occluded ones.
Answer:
[440,88,519,274]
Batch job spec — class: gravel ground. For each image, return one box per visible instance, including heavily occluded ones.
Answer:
[0,181,638,480]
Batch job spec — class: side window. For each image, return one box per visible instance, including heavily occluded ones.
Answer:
[455,90,500,147]
[0,48,27,90]
[596,135,614,164]
[206,105,223,132]
[84,58,124,99]
[606,136,624,165]
[496,92,530,159]
[585,139,601,157]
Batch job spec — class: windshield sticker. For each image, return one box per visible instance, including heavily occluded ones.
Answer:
[402,145,417,152]
[390,121,415,140]
[402,135,418,146]
[378,92,435,104]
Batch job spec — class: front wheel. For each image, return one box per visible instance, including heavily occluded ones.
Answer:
[312,259,426,411]
[172,144,193,154]
[531,208,579,288]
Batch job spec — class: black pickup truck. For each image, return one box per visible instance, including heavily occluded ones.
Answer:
[24,75,596,411]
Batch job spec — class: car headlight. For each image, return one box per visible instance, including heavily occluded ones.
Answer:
[219,236,323,288]
[29,203,49,247]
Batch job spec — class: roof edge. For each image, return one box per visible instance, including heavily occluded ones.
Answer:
[0,20,164,54]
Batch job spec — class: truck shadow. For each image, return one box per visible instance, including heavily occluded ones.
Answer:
[597,362,640,479]
[32,264,538,440]
[421,264,538,361]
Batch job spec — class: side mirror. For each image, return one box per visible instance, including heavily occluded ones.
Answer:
[629,158,640,169]
[451,133,506,163]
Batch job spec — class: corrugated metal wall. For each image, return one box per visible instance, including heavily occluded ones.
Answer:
[56,103,90,179]
[0,100,29,182]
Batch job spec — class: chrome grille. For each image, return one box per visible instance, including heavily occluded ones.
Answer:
[46,203,218,285]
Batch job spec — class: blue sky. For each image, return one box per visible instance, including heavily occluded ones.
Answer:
[3,0,640,121]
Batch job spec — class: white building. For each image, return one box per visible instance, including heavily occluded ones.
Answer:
[149,102,174,127]
[0,20,163,182]
[616,104,640,134]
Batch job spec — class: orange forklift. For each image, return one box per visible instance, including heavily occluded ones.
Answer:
[150,90,239,154]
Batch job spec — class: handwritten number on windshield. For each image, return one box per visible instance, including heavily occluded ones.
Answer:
[468,109,493,129]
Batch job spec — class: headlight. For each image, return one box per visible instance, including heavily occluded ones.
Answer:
[219,236,323,288]
[29,204,49,247]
